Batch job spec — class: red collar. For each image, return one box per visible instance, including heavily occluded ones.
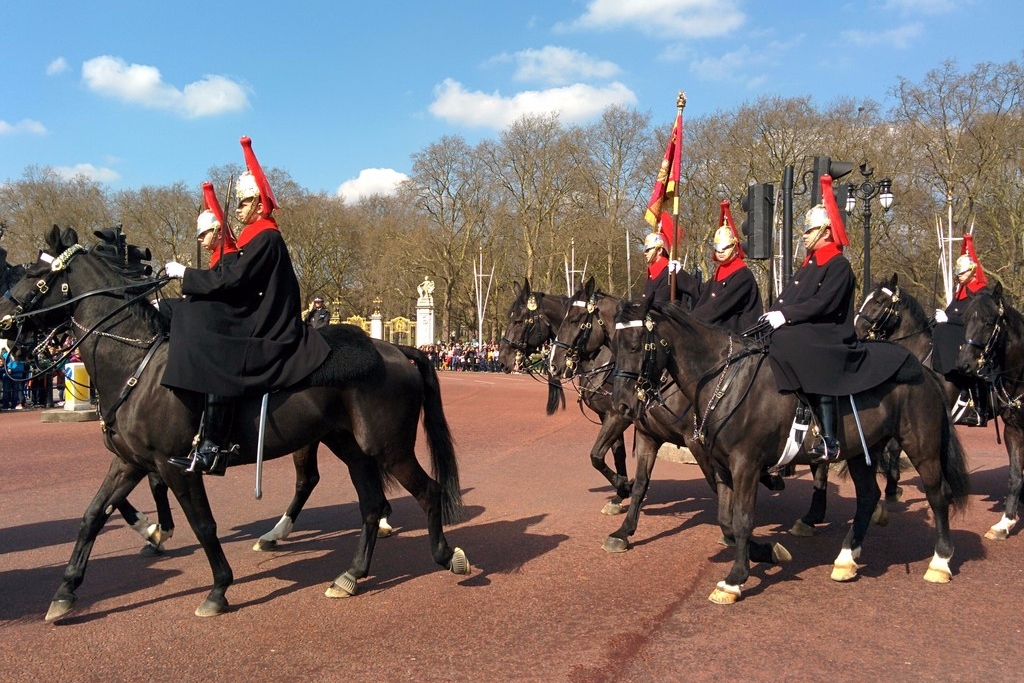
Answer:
[647,256,668,280]
[713,257,747,282]
[237,216,280,248]
[208,243,239,268]
[955,278,985,300]
[801,242,842,267]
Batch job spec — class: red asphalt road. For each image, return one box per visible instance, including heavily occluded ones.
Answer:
[1,372,1022,683]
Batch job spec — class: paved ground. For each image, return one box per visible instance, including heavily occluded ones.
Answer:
[1,372,1021,682]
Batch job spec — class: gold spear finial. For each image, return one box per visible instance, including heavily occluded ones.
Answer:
[677,91,687,110]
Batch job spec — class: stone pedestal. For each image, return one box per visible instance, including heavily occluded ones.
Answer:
[656,442,698,464]
[415,278,435,348]
[370,313,383,340]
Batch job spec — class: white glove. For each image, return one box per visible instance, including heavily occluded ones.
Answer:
[763,311,786,329]
[667,259,682,274]
[934,309,948,324]
[164,261,186,279]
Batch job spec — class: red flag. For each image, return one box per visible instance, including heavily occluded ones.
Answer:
[644,111,683,250]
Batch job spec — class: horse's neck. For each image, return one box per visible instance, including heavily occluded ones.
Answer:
[661,315,729,391]
[897,303,933,361]
[73,297,156,396]
[1001,305,1024,381]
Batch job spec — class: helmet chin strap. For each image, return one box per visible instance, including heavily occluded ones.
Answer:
[238,198,260,225]
[804,225,829,253]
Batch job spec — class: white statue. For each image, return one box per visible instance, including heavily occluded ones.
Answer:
[417,278,435,301]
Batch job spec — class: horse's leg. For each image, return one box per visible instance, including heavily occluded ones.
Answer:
[709,463,760,604]
[590,412,634,514]
[602,431,658,553]
[791,462,829,536]
[324,450,386,598]
[46,458,145,622]
[882,440,904,504]
[254,444,320,551]
[830,453,881,582]
[986,421,1023,540]
[160,466,234,617]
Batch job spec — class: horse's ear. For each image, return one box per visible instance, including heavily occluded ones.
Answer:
[513,281,522,298]
[890,272,898,288]
[993,281,1003,302]
[522,278,531,295]
[584,275,595,295]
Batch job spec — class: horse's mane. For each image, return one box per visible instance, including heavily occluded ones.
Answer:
[887,279,930,329]
[86,240,170,337]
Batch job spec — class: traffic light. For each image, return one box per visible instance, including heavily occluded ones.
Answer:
[810,156,854,206]
[740,183,774,260]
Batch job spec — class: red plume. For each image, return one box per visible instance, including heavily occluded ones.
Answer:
[202,181,236,249]
[820,175,848,247]
[961,233,988,287]
[718,200,745,258]
[240,136,278,217]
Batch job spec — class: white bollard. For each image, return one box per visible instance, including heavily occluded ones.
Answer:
[64,362,92,411]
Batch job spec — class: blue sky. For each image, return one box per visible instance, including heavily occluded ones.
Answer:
[1,0,1021,202]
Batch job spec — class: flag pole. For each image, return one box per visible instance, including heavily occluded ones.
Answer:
[669,91,687,301]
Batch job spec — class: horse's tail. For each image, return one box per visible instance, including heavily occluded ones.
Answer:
[941,414,971,516]
[546,377,566,415]
[399,345,464,525]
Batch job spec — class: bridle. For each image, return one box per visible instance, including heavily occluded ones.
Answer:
[551,293,606,378]
[856,285,901,340]
[612,315,670,409]
[963,299,1004,376]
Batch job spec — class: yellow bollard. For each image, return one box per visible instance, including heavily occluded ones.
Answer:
[64,362,92,411]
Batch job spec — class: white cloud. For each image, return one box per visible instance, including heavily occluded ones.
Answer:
[81,55,249,118]
[336,168,409,203]
[0,119,47,135]
[429,78,637,129]
[842,23,924,49]
[505,46,622,85]
[883,0,957,15]
[52,163,120,184]
[46,57,69,76]
[562,0,744,38]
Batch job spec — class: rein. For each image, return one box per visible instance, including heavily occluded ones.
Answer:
[552,294,608,378]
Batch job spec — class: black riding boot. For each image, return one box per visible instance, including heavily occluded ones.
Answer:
[168,395,238,476]
[809,395,840,461]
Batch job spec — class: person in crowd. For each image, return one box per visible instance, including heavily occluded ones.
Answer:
[304,296,331,329]
[932,233,993,425]
[161,137,330,475]
[761,175,909,461]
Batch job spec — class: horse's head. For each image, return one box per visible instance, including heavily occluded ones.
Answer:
[855,273,902,340]
[498,278,555,373]
[0,226,84,341]
[549,276,607,378]
[611,298,668,419]
[957,283,1005,377]
[0,224,162,347]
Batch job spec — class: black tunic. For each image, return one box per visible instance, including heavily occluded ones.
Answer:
[642,260,699,308]
[690,265,763,335]
[162,223,330,397]
[932,286,987,376]
[305,307,332,329]
[767,246,909,395]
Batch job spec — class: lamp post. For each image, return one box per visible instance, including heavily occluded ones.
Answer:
[845,162,893,289]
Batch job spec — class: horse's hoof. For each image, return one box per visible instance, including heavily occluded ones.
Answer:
[139,542,164,557]
[830,562,860,582]
[717,535,736,547]
[601,501,625,515]
[870,502,889,526]
[885,486,904,504]
[984,527,1009,541]
[923,566,952,583]
[771,542,792,563]
[789,519,816,537]
[44,598,76,622]
[603,536,629,553]
[708,582,741,604]
[378,520,394,538]
[449,547,470,575]
[194,596,227,617]
[325,572,358,598]
[252,539,278,552]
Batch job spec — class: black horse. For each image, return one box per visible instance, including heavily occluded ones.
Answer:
[956,281,1024,540]
[497,279,631,513]
[0,225,469,620]
[612,300,970,603]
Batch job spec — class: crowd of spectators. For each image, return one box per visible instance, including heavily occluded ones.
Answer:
[420,343,504,372]
[1,334,74,411]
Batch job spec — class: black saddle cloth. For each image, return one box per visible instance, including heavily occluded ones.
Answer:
[303,324,384,387]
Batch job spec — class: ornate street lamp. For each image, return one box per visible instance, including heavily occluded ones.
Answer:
[845,162,894,288]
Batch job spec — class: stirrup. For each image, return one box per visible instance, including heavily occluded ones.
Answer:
[809,437,840,462]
